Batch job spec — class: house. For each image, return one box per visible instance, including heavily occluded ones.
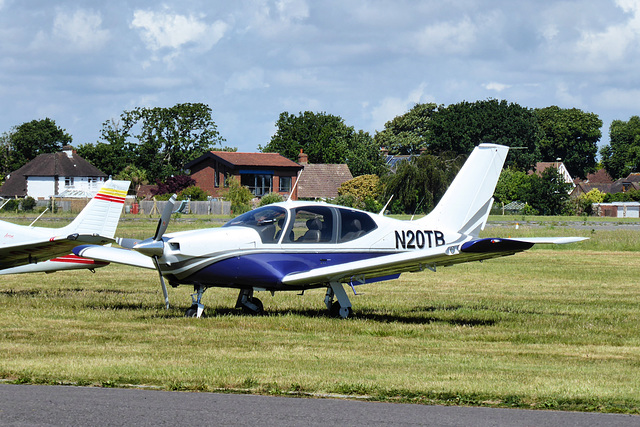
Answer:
[296,152,353,199]
[530,161,575,190]
[186,151,303,199]
[0,146,107,199]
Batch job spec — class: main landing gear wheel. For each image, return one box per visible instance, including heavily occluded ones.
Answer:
[330,303,353,319]
[236,289,264,315]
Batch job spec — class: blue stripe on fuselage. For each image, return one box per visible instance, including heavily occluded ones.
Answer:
[187,252,392,288]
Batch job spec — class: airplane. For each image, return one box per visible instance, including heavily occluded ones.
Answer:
[0,179,130,275]
[73,144,585,318]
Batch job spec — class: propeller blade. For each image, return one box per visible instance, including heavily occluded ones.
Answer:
[152,256,169,309]
[153,194,177,241]
[116,237,142,249]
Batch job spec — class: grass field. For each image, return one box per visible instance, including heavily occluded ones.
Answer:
[0,214,639,413]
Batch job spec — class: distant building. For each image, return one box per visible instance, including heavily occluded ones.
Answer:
[0,146,107,199]
[530,161,575,190]
[186,151,303,199]
[593,202,640,218]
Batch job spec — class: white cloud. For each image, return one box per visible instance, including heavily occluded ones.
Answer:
[30,9,110,53]
[370,83,431,130]
[483,82,511,92]
[598,87,640,109]
[131,9,229,52]
[576,0,640,66]
[276,0,310,23]
[225,67,270,93]
[413,16,478,55]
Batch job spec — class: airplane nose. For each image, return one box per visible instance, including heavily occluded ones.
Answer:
[133,240,164,257]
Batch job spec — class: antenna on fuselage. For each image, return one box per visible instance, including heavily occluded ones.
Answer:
[379,195,394,216]
[287,170,301,202]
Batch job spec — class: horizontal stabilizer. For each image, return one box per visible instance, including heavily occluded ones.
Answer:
[73,245,156,269]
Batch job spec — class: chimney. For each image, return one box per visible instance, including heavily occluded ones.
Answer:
[298,149,308,164]
[62,145,75,159]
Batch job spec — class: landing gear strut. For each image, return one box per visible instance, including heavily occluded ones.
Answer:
[325,282,353,319]
[235,288,264,315]
[185,284,206,318]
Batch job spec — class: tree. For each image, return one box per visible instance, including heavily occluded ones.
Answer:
[374,103,440,155]
[524,167,572,215]
[380,152,465,214]
[9,118,72,171]
[426,99,542,170]
[535,106,601,179]
[261,111,384,176]
[494,168,530,204]
[79,103,224,181]
[577,188,604,215]
[337,174,382,211]
[600,116,640,179]
[153,175,196,196]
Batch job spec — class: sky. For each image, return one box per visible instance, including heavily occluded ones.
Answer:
[1,0,639,154]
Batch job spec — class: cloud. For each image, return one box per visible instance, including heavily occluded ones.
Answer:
[370,83,432,130]
[131,9,229,52]
[576,0,640,67]
[483,82,511,92]
[30,9,110,53]
[413,16,478,56]
[225,67,270,93]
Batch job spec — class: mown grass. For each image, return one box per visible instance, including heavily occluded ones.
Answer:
[0,216,639,414]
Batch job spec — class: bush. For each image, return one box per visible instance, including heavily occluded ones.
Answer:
[177,185,209,201]
[259,192,284,206]
[337,175,381,212]
[1,199,19,212]
[21,197,36,211]
[222,177,254,215]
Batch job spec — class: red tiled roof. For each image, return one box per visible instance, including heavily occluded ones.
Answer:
[206,151,301,168]
[297,164,353,199]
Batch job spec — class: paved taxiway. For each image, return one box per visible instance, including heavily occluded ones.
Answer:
[0,384,638,426]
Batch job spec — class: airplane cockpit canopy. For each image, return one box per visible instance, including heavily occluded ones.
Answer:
[223,204,377,244]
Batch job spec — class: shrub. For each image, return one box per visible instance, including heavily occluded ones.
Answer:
[177,185,209,201]
[337,175,381,212]
[222,177,254,215]
[259,192,284,206]
[21,197,36,211]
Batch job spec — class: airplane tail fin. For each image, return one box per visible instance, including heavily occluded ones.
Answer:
[416,143,508,237]
[57,179,130,238]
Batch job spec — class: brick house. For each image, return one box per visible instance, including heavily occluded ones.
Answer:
[186,151,303,199]
[296,150,353,199]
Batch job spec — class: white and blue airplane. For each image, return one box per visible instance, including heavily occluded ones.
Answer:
[74,144,584,318]
[0,179,130,274]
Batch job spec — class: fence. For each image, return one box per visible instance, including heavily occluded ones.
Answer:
[138,200,231,216]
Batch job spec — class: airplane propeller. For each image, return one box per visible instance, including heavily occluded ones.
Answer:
[132,194,177,309]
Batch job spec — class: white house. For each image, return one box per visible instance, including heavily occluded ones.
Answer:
[0,146,107,199]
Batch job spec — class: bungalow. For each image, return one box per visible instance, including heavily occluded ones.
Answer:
[0,146,107,199]
[186,151,303,199]
[296,150,353,199]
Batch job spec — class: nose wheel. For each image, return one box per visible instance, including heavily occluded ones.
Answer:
[185,284,206,318]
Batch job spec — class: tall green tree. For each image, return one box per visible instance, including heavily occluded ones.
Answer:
[381,152,465,214]
[600,116,640,179]
[374,103,440,155]
[78,103,223,181]
[9,118,72,171]
[535,106,601,179]
[261,111,384,176]
[524,167,572,215]
[426,99,542,170]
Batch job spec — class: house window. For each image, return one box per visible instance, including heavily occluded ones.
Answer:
[241,174,272,197]
[65,177,74,188]
[279,176,291,193]
[214,169,220,187]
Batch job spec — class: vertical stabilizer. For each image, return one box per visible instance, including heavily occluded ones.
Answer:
[416,143,508,237]
[57,179,130,238]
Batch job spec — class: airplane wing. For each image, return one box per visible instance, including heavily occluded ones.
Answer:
[72,244,156,269]
[281,237,587,287]
[0,234,115,270]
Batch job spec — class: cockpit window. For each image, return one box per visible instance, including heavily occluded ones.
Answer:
[223,206,287,243]
[284,206,334,243]
[338,208,377,242]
